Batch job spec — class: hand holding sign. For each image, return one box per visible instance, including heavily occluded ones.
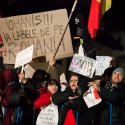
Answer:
[83,86,102,108]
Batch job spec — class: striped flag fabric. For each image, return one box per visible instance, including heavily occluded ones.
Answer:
[88,0,112,39]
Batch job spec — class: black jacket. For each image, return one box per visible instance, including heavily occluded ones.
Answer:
[52,87,81,125]
[99,83,125,125]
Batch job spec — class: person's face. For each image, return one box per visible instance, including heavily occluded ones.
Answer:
[70,75,78,91]
[112,72,124,84]
[47,84,58,94]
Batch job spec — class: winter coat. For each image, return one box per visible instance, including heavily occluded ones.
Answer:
[33,91,53,125]
[52,87,81,125]
[34,91,52,109]
[19,79,41,125]
[99,83,125,125]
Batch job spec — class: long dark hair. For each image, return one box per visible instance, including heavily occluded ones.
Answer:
[45,79,61,92]
[32,69,50,84]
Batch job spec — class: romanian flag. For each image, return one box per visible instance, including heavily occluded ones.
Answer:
[88,0,112,39]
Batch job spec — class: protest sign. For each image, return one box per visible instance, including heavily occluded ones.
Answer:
[15,45,34,68]
[24,64,35,78]
[69,54,96,78]
[83,86,102,108]
[36,103,58,125]
[95,56,112,75]
[0,9,73,64]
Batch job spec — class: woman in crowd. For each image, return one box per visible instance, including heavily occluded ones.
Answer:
[52,73,81,125]
[34,79,61,125]
[34,79,61,109]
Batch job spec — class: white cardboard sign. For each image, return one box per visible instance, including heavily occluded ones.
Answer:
[83,86,102,108]
[69,53,97,78]
[0,9,73,64]
[15,45,34,68]
[95,56,112,75]
[36,103,58,125]
[24,64,35,78]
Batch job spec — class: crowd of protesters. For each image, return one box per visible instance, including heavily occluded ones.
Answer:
[0,54,125,125]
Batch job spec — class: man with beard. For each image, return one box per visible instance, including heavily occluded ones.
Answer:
[89,68,125,125]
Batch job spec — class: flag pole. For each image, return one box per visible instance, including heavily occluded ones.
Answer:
[47,0,78,72]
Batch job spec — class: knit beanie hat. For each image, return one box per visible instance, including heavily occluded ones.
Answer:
[112,68,125,77]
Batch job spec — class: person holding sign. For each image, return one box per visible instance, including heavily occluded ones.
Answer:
[34,79,61,109]
[52,73,81,125]
[34,79,61,125]
[88,68,125,125]
[18,69,50,125]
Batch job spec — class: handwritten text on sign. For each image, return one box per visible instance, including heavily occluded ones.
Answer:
[95,56,112,75]
[69,54,97,78]
[0,9,73,64]
[36,104,58,125]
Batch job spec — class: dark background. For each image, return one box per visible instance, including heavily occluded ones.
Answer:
[1,0,125,31]
[0,0,125,67]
